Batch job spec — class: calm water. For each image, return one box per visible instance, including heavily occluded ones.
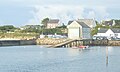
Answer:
[0,45,120,72]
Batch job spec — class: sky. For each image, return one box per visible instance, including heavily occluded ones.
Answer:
[0,0,120,27]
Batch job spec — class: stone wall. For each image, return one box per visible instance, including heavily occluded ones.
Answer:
[108,40,120,46]
[36,38,70,45]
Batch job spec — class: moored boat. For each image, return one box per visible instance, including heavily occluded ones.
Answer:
[79,45,89,49]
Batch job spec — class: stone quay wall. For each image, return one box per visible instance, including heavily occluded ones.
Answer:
[108,40,120,46]
[36,38,70,45]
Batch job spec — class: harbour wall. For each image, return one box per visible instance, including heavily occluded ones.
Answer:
[0,40,36,46]
[0,38,120,47]
[37,38,120,47]
[83,39,120,46]
[36,38,70,45]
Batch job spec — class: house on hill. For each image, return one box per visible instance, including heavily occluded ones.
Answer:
[102,20,116,26]
[47,19,60,29]
[67,20,91,39]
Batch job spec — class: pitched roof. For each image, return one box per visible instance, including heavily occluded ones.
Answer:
[98,28,120,33]
[48,19,59,23]
[98,28,108,33]
[103,20,113,26]
[111,28,120,33]
[78,19,95,27]
[68,21,73,25]
[68,20,90,28]
[77,21,90,28]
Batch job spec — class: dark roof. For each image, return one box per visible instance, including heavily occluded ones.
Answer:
[68,20,90,28]
[98,28,120,33]
[77,21,90,28]
[48,19,59,23]
[103,20,114,26]
[111,28,120,33]
[78,19,95,27]
[68,21,73,25]
[98,28,108,33]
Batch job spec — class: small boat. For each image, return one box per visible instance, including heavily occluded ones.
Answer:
[79,45,89,49]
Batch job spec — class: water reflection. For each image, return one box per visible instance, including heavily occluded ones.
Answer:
[108,46,113,53]
[68,48,80,56]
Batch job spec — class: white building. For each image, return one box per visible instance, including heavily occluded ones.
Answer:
[95,28,120,39]
[67,20,91,39]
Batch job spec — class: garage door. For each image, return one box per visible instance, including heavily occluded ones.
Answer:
[68,28,80,39]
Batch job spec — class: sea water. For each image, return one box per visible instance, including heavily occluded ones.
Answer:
[0,45,120,72]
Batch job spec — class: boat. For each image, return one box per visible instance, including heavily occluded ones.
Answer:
[79,45,89,49]
[72,45,89,49]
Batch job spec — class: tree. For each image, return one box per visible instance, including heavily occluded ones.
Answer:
[41,18,49,28]
[0,25,17,32]
[57,23,67,28]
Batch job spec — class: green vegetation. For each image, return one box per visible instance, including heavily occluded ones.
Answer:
[41,18,49,28]
[115,20,120,26]
[0,24,67,39]
[41,28,64,35]
[0,25,18,32]
[0,32,39,39]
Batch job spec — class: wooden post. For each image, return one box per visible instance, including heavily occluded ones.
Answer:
[106,46,108,66]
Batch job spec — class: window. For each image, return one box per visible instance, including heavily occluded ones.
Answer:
[115,34,118,36]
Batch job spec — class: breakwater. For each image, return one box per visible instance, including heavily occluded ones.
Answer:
[0,40,36,46]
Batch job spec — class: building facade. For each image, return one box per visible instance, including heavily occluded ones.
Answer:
[47,19,59,29]
[67,21,91,39]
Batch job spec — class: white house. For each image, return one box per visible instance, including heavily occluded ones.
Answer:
[111,28,120,38]
[67,20,91,39]
[97,28,114,38]
[102,20,116,26]
[95,28,120,39]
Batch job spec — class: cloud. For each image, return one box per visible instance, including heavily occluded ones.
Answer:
[84,6,109,21]
[26,5,85,25]
[26,5,109,25]
[86,11,96,19]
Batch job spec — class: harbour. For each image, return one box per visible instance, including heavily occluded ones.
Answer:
[0,45,120,72]
[0,0,120,72]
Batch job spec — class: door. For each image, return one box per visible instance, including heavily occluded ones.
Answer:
[68,28,80,39]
